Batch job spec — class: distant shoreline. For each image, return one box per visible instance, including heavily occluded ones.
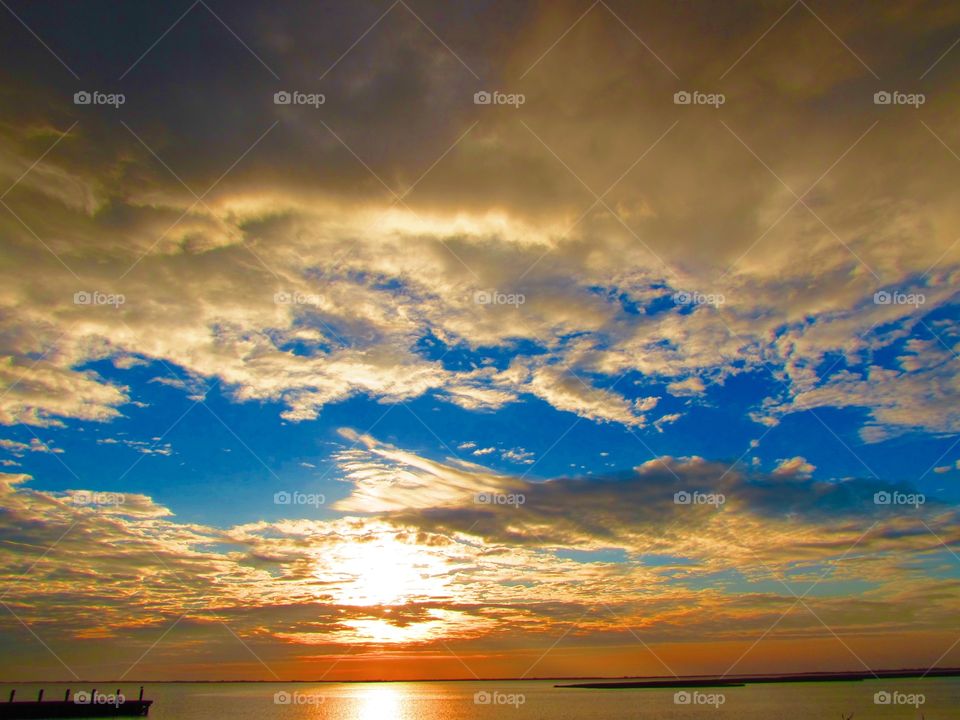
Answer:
[556,667,960,689]
[4,667,959,685]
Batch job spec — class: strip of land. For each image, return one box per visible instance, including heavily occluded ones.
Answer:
[556,667,960,689]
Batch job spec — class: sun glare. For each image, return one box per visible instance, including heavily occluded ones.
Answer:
[356,685,403,720]
[320,534,450,607]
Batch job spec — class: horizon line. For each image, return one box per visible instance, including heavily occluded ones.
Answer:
[6,666,960,685]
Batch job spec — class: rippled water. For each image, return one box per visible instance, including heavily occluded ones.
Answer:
[2,678,956,718]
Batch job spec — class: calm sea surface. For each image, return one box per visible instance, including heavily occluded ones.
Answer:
[2,679,956,718]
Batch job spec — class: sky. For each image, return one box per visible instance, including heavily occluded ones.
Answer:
[0,0,959,682]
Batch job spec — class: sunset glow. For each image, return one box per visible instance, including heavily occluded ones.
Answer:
[0,0,959,691]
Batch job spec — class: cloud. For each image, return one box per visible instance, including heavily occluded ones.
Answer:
[654,413,682,433]
[0,437,64,455]
[667,377,706,397]
[1,419,959,675]
[329,433,960,575]
[501,447,534,464]
[96,437,173,456]
[0,0,958,442]
[0,357,129,428]
[762,333,960,442]
[526,365,654,427]
[772,456,816,479]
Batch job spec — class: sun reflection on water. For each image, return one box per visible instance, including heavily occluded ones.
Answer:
[356,684,403,720]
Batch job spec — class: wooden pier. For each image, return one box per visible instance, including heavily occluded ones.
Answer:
[0,688,152,718]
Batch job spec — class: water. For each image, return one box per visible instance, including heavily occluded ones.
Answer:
[2,678,956,718]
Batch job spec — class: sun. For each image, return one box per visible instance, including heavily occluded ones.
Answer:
[320,533,450,607]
